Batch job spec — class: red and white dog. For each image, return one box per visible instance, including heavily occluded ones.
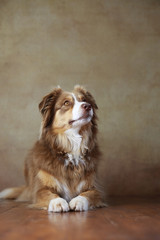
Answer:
[0,86,106,212]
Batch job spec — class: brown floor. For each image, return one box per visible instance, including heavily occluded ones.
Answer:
[0,197,160,240]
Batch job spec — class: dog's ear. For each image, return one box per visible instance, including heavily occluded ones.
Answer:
[39,87,62,128]
[74,85,98,109]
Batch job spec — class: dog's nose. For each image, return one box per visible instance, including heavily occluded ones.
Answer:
[81,103,91,111]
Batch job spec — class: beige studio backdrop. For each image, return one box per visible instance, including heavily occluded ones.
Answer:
[0,0,160,196]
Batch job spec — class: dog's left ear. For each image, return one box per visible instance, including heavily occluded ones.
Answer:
[74,85,98,109]
[39,87,62,127]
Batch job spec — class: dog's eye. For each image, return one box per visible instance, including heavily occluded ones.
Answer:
[64,100,70,106]
[81,96,86,102]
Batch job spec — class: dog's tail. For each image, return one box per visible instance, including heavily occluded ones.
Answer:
[0,186,26,200]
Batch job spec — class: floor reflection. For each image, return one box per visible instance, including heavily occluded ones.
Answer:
[48,211,88,228]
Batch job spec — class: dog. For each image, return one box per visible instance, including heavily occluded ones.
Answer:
[0,86,106,212]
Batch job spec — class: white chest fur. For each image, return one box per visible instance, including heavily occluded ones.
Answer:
[65,128,82,154]
[55,178,86,202]
[64,128,88,166]
[65,153,85,166]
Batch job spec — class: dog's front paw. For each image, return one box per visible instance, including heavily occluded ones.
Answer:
[69,196,89,211]
[48,197,69,212]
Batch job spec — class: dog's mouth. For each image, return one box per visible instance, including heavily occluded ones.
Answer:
[69,113,91,125]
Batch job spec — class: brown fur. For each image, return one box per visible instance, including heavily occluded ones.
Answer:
[0,86,106,211]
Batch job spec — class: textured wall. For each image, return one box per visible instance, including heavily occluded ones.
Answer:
[0,0,160,196]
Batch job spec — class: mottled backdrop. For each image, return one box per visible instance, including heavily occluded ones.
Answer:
[0,0,160,196]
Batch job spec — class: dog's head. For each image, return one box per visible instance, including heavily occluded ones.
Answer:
[39,86,98,135]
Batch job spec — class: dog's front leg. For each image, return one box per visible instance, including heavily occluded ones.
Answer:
[69,189,106,211]
[30,189,69,212]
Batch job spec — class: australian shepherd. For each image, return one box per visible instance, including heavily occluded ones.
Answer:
[0,86,106,212]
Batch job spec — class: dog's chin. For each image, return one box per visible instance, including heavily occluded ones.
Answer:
[69,115,92,129]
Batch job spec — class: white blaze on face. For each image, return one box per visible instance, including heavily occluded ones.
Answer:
[72,94,84,120]
[71,94,93,129]
[64,94,93,157]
